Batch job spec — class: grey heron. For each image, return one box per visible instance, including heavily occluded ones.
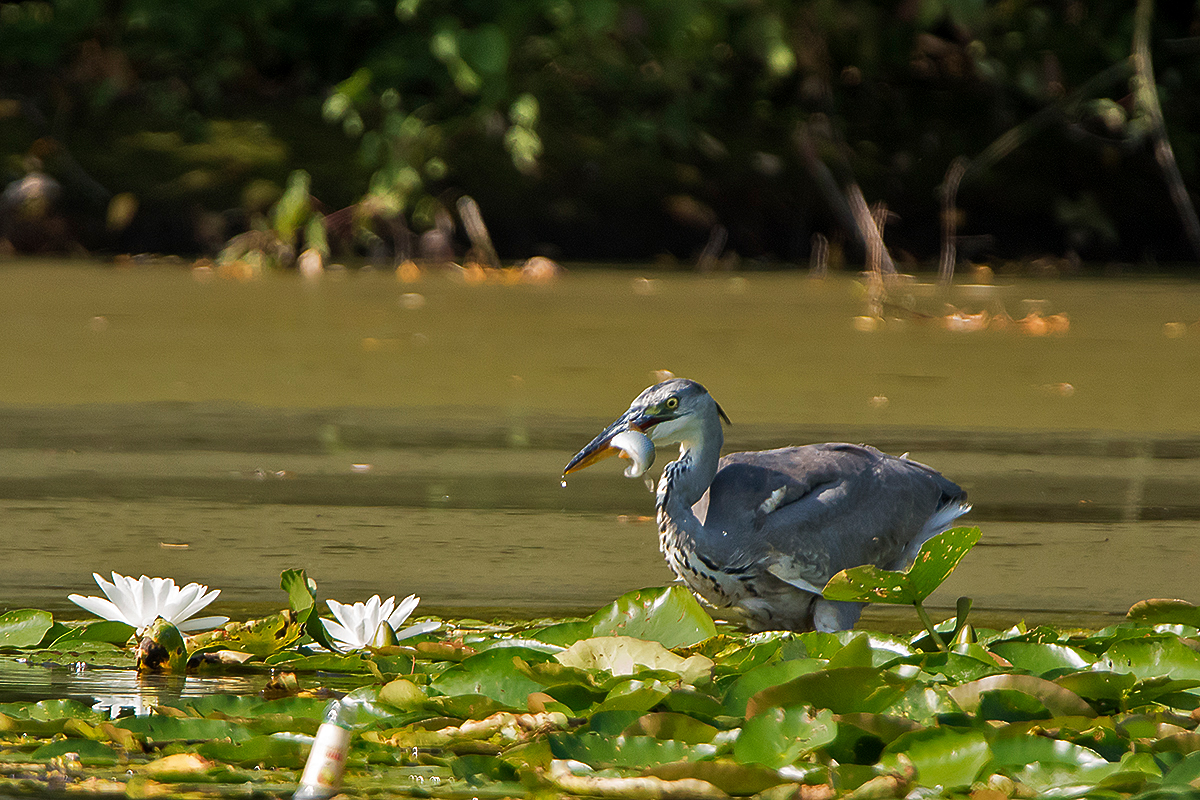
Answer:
[563,378,970,632]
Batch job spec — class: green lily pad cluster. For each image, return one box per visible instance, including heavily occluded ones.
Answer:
[2,558,1200,798]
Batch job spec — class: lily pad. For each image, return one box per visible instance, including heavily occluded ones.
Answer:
[988,640,1094,677]
[431,647,554,708]
[555,636,713,684]
[822,527,981,605]
[29,738,119,766]
[950,674,1096,718]
[115,715,255,743]
[747,666,912,716]
[589,586,719,647]
[0,609,55,648]
[549,730,705,768]
[645,760,790,795]
[1127,599,1200,629]
[721,658,824,716]
[196,734,310,768]
[880,727,991,788]
[734,706,836,768]
[1097,637,1200,682]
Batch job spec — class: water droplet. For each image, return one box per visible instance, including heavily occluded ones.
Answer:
[560,479,568,488]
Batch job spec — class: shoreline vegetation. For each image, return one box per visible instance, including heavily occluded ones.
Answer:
[2,2,1199,267]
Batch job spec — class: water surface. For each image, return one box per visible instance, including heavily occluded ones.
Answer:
[2,263,1199,632]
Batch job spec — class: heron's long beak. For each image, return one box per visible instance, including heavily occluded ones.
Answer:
[563,410,645,476]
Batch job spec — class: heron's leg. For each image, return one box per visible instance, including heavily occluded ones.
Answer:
[812,599,866,632]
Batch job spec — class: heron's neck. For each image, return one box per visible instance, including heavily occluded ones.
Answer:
[654,415,725,601]
[655,410,723,518]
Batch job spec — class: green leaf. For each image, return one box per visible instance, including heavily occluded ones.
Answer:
[990,736,1118,789]
[645,760,792,795]
[197,734,310,768]
[589,586,718,647]
[734,706,837,768]
[115,716,254,743]
[721,657,824,716]
[280,569,317,614]
[822,527,981,605]
[623,712,719,744]
[1053,670,1137,704]
[989,641,1094,677]
[30,738,119,766]
[549,731,703,769]
[555,636,713,684]
[1127,599,1200,629]
[949,674,1096,718]
[1098,637,1200,681]
[747,666,912,716]
[50,620,135,646]
[431,648,553,709]
[213,611,304,657]
[595,678,672,714]
[880,727,991,788]
[0,608,54,648]
[1163,751,1200,787]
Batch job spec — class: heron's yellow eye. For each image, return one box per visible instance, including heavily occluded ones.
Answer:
[665,397,679,410]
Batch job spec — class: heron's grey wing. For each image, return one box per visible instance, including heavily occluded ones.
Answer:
[697,443,966,590]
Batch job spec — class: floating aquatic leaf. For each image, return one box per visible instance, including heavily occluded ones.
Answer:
[49,619,135,647]
[30,738,119,766]
[950,674,1096,718]
[196,734,310,768]
[0,608,54,648]
[1163,750,1200,787]
[721,657,823,716]
[594,678,672,714]
[1097,637,1200,682]
[747,666,912,716]
[548,730,706,769]
[734,706,836,768]
[431,647,554,708]
[115,715,255,743]
[1127,599,1200,629]
[590,586,719,647]
[645,760,791,795]
[1053,670,1138,706]
[822,527,981,605]
[625,711,720,744]
[988,640,1094,677]
[555,636,713,684]
[880,727,990,788]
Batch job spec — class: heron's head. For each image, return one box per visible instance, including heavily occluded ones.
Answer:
[562,378,730,477]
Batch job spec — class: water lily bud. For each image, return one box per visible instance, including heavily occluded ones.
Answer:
[136,618,188,673]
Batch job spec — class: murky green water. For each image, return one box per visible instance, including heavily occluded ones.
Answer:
[2,262,1200,632]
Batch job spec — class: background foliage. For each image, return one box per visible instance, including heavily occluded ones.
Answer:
[1,0,1198,263]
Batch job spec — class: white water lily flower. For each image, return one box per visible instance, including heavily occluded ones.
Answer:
[67,572,229,634]
[323,594,440,651]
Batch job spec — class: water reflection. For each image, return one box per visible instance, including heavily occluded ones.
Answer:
[0,658,264,716]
